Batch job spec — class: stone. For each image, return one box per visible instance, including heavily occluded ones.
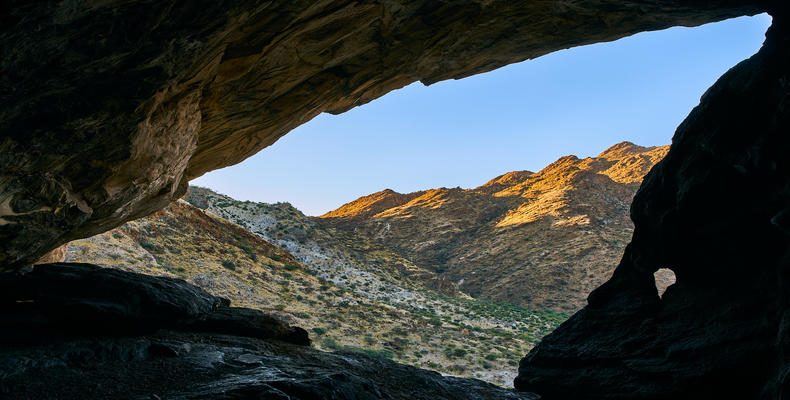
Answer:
[0,263,308,346]
[0,1,768,268]
[515,12,790,399]
[185,306,310,346]
[0,330,538,400]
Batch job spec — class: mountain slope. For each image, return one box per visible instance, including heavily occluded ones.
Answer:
[317,142,671,312]
[66,198,565,387]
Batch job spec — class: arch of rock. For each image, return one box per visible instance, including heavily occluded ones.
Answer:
[1,1,788,398]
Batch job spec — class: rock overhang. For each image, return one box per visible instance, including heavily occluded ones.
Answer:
[0,0,772,268]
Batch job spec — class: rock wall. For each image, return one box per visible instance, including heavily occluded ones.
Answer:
[515,11,790,399]
[0,0,768,268]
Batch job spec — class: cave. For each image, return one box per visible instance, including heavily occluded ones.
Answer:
[1,1,788,399]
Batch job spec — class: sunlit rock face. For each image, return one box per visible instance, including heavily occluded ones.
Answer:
[0,1,768,268]
[516,13,790,399]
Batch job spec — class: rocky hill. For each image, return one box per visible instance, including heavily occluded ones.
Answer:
[318,142,672,312]
[64,141,669,386]
[65,198,565,387]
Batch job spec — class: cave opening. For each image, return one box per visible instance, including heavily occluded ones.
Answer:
[55,14,772,389]
[3,1,787,397]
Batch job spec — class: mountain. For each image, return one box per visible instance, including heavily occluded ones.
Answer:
[65,197,565,388]
[317,142,671,312]
[64,141,668,386]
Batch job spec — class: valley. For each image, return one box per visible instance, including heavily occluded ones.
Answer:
[65,141,668,387]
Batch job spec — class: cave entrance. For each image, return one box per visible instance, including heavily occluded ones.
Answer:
[63,14,770,388]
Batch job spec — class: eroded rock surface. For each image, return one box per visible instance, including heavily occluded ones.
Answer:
[515,13,790,399]
[0,330,537,400]
[0,1,768,268]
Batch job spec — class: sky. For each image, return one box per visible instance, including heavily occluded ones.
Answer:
[192,14,772,216]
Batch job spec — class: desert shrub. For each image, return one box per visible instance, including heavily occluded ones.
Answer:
[312,327,327,336]
[221,260,236,270]
[140,241,156,251]
[321,336,340,350]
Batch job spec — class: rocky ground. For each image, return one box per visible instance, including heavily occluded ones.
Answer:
[0,263,536,400]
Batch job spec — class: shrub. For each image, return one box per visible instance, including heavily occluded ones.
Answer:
[221,260,236,270]
[321,336,340,350]
[312,327,327,336]
[139,241,156,251]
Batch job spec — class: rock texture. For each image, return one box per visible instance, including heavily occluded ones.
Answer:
[515,13,790,399]
[0,264,535,400]
[0,330,537,400]
[0,1,768,268]
[319,142,671,312]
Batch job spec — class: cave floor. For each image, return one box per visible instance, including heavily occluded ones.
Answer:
[0,330,537,400]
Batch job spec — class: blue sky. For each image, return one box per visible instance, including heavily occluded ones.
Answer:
[193,14,772,216]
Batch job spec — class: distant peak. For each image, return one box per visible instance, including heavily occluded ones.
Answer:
[598,141,647,159]
[319,188,416,219]
[479,170,534,190]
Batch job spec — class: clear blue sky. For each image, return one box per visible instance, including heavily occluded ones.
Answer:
[193,14,771,216]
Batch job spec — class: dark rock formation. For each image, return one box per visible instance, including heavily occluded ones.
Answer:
[3,1,790,398]
[0,263,308,345]
[515,12,790,399]
[0,264,531,399]
[0,330,536,400]
[0,0,769,268]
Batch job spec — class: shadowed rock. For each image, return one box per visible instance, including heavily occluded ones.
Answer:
[0,263,309,345]
[0,330,537,400]
[0,0,769,268]
[515,12,790,399]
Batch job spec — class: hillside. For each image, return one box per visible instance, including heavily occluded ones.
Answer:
[65,141,669,386]
[66,198,565,388]
[318,142,672,312]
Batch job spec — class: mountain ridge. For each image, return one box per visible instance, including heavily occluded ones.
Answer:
[317,141,671,312]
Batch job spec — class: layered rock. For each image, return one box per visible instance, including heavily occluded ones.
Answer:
[515,13,790,399]
[0,1,768,268]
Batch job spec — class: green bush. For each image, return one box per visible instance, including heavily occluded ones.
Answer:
[221,260,236,270]
[312,327,327,336]
[321,336,340,350]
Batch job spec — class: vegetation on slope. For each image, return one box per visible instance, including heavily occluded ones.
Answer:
[66,199,565,387]
[318,142,671,312]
